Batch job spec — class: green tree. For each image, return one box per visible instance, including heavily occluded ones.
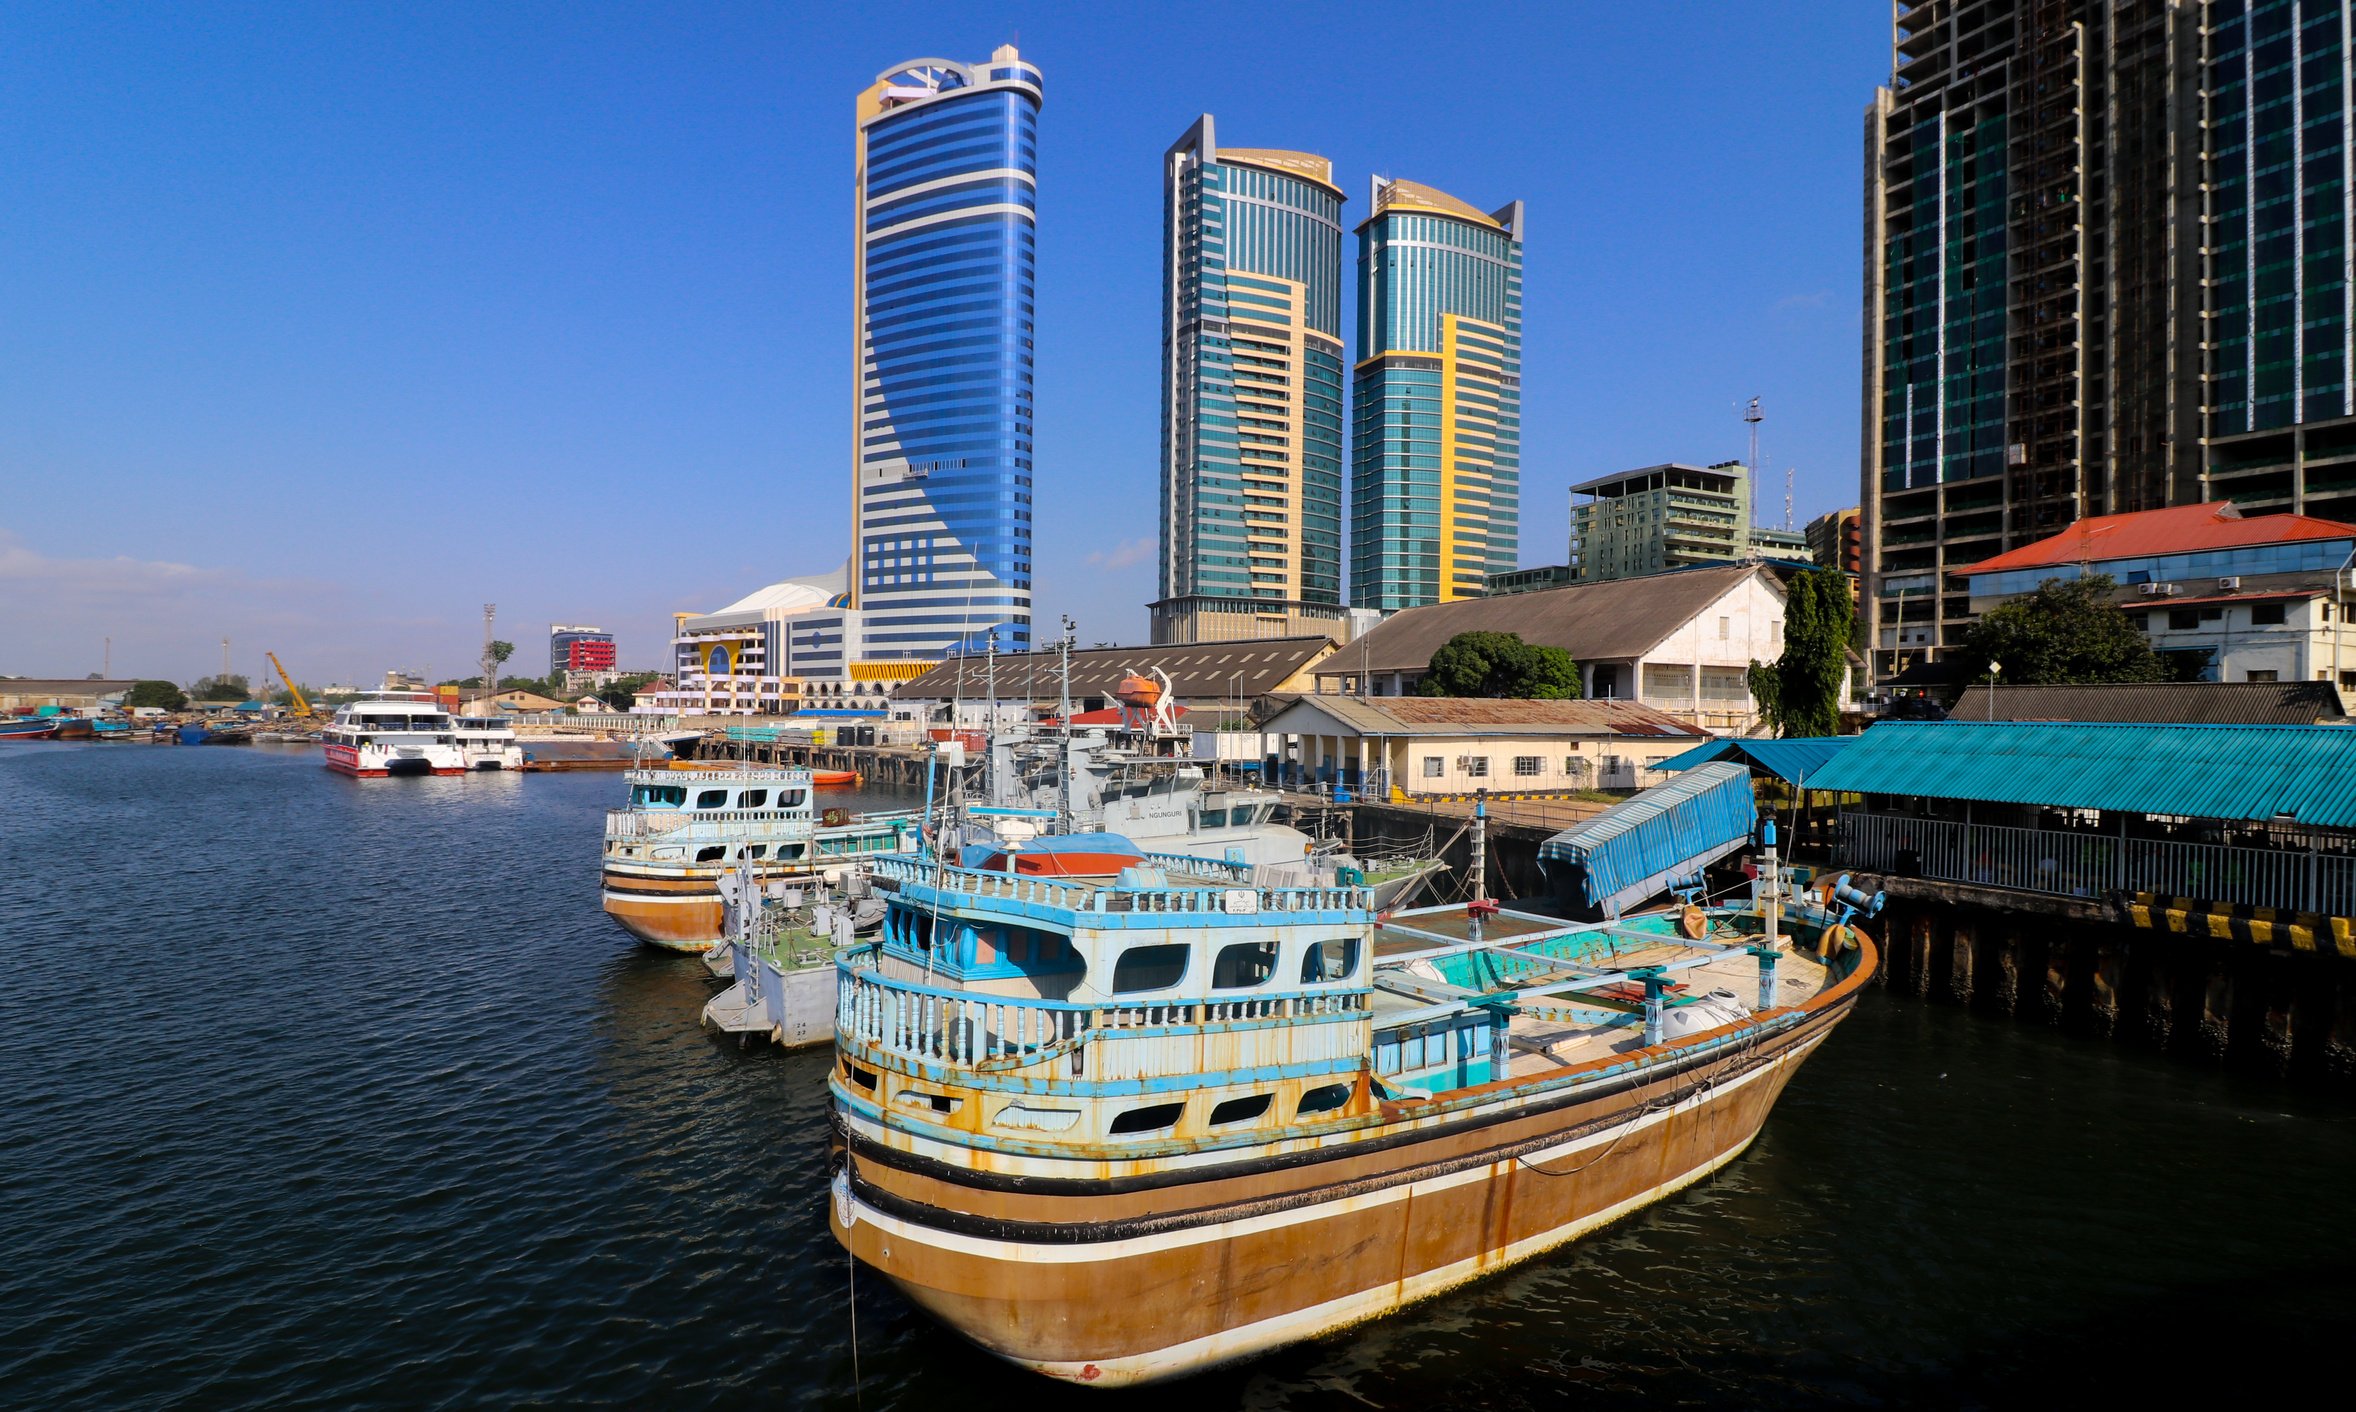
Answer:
[1747,569,1856,737]
[191,673,252,701]
[597,673,659,711]
[126,680,187,711]
[1955,573,2162,685]
[1418,631,1582,699]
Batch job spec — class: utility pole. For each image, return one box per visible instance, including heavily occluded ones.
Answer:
[222,637,231,681]
[103,636,110,679]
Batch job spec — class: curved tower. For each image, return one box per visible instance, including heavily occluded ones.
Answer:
[852,45,1042,675]
[1350,178,1523,611]
[1154,116,1348,645]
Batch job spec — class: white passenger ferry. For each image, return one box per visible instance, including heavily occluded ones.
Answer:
[320,692,466,777]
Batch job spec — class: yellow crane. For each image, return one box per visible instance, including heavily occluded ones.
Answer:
[267,652,313,717]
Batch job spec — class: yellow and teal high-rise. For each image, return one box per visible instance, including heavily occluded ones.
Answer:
[1153,116,1348,645]
[1350,179,1523,610]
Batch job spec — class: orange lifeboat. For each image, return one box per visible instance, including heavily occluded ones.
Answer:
[1114,673,1163,708]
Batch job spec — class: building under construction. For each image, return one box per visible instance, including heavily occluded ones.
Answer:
[1862,0,2208,678]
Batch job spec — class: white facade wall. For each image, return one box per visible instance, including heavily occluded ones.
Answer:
[1394,734,1691,793]
[2130,596,2356,684]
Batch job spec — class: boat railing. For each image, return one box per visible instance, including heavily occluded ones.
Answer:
[837,950,1369,1073]
[869,853,1369,915]
[603,807,817,840]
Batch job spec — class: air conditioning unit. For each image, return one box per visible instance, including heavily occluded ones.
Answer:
[2139,582,2164,596]
[2218,576,2241,591]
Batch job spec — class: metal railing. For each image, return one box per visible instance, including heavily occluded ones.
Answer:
[868,853,1367,914]
[603,807,814,840]
[1842,810,2356,916]
[837,954,1368,1072]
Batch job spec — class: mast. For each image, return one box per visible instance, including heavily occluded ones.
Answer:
[1057,614,1075,834]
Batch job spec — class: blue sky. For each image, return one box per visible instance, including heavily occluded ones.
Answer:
[1,2,1886,685]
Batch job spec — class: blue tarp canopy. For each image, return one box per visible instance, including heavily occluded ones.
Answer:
[1806,721,2356,829]
[1654,735,1853,785]
[1537,760,1758,915]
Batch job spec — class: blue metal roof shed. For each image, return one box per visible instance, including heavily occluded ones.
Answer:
[1654,736,1854,785]
[1537,760,1758,915]
[1806,721,2356,830]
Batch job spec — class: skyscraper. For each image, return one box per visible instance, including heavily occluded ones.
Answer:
[1153,116,1349,645]
[2201,1,2356,526]
[850,46,1042,679]
[1350,178,1524,613]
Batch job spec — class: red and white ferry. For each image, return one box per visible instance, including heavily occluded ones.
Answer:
[321,692,467,777]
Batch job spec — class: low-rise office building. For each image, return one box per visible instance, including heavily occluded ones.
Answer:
[1254,695,1708,798]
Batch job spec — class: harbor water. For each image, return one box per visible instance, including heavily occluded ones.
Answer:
[5,743,2353,1408]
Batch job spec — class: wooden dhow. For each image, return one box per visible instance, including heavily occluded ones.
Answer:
[828,772,1881,1384]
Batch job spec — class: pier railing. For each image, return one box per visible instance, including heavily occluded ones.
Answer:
[1841,810,2356,917]
[837,953,1369,1074]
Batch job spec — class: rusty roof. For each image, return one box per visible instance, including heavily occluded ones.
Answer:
[1956,501,2356,576]
[891,636,1336,704]
[1948,681,2349,725]
[1260,694,1708,739]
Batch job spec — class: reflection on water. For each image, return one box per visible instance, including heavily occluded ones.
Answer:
[1,746,2350,1408]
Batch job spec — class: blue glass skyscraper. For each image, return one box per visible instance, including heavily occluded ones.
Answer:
[851,46,1041,676]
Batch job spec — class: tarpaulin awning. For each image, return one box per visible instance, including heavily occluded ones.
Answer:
[1537,760,1758,915]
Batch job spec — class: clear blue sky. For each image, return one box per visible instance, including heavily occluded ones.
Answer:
[0,2,1886,686]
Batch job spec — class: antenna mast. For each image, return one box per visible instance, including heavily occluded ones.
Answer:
[1743,397,1764,530]
[1785,465,1796,532]
[1057,615,1076,834]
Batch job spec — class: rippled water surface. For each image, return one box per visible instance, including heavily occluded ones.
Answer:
[4,743,2353,1409]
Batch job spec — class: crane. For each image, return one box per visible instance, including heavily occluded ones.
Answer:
[267,652,313,717]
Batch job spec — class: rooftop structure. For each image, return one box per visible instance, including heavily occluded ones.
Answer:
[641,565,861,718]
[1154,117,1349,645]
[1568,462,1751,583]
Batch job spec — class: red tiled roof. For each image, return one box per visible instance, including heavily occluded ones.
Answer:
[1956,502,2356,576]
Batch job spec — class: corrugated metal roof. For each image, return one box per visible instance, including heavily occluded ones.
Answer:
[1536,761,1757,913]
[1955,501,2355,576]
[1330,564,1770,674]
[1260,694,1707,739]
[1808,722,2356,828]
[892,636,1335,704]
[1655,735,1854,783]
[1947,682,2348,725]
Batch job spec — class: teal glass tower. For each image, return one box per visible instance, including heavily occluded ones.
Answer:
[1349,179,1524,612]
[1153,116,1348,645]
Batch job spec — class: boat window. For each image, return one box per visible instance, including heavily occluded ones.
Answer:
[744,845,767,859]
[1107,1102,1184,1136]
[1212,941,1278,989]
[1300,937,1361,984]
[779,789,808,809]
[1295,1083,1351,1116]
[696,789,729,809]
[1199,808,1228,828]
[1112,944,1189,992]
[1207,1093,1272,1126]
[739,789,768,809]
[695,846,725,862]
[777,843,806,860]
